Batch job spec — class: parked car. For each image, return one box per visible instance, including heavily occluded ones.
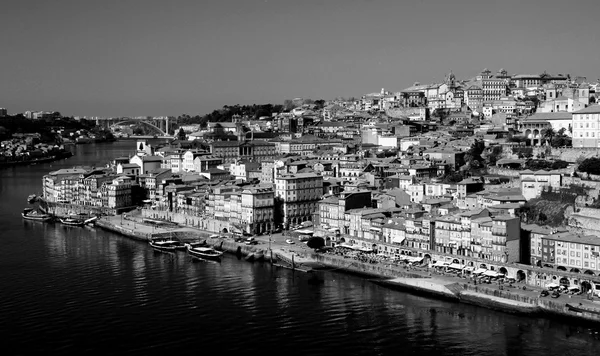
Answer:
[285,239,295,244]
[245,237,258,245]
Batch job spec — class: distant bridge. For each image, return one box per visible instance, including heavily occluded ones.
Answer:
[95,116,177,136]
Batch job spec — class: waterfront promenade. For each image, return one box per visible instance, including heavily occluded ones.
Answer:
[94,210,600,324]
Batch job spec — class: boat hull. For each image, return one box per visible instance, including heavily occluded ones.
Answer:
[149,242,178,252]
[22,213,52,222]
[187,249,223,261]
[59,219,85,226]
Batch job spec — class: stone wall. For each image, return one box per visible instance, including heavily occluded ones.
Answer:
[487,166,521,177]
[534,146,600,163]
[141,209,225,232]
[314,254,425,279]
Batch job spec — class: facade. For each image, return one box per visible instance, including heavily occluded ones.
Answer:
[210,140,276,163]
[572,105,600,148]
[275,172,323,228]
[318,191,372,231]
[240,186,275,234]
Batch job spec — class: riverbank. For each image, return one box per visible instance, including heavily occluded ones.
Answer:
[92,215,600,324]
[0,151,73,168]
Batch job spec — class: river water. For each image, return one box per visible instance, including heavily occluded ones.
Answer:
[1,140,599,356]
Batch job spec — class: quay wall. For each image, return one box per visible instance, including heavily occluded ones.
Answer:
[314,254,425,279]
[141,209,226,232]
[93,220,600,324]
[40,199,131,218]
[95,219,153,241]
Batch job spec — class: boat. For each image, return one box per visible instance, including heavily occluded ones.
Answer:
[27,194,38,204]
[254,250,265,262]
[59,217,86,226]
[149,239,181,252]
[566,303,600,315]
[21,208,52,222]
[185,243,224,261]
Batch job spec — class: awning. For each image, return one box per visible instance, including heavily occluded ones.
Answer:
[448,263,465,270]
[463,266,475,272]
[408,256,424,263]
[472,268,487,275]
[568,286,580,291]
[295,229,314,234]
[546,282,559,289]
[339,243,354,249]
[483,270,499,277]
[432,261,449,267]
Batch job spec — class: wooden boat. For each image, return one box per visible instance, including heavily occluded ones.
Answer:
[185,243,223,261]
[149,239,180,252]
[21,208,52,222]
[59,217,85,226]
[566,303,600,315]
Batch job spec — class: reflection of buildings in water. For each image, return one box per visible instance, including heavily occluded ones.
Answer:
[130,251,150,305]
[43,225,69,267]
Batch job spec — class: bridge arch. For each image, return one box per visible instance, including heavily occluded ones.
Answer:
[111,119,167,136]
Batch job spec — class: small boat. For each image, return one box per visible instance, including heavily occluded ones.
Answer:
[59,217,85,226]
[149,239,181,252]
[27,194,38,204]
[566,303,600,315]
[185,244,223,261]
[21,208,52,222]
[254,250,265,262]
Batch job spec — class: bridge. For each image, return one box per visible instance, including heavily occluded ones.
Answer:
[95,116,177,136]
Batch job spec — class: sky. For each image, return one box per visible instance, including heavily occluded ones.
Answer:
[0,0,598,117]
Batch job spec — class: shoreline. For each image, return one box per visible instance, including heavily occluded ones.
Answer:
[0,151,73,168]
[93,217,600,325]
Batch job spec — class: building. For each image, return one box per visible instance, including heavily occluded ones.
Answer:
[105,176,133,209]
[130,155,163,175]
[572,105,600,148]
[318,191,372,231]
[240,186,275,234]
[210,140,276,163]
[541,231,600,275]
[275,172,323,228]
[520,170,563,200]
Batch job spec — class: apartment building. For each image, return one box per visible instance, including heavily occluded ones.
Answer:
[572,105,600,148]
[275,172,323,228]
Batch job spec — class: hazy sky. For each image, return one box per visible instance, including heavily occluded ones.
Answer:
[1,0,598,117]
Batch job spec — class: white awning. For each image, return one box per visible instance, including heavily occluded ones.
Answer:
[546,282,559,289]
[568,286,580,291]
[472,268,487,275]
[295,229,314,234]
[448,263,465,270]
[463,266,475,272]
[432,261,449,267]
[483,270,499,277]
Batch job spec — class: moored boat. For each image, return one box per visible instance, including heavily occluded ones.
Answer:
[21,208,52,222]
[59,217,85,226]
[185,243,223,261]
[27,194,38,204]
[149,238,186,252]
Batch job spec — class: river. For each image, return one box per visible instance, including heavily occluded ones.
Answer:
[1,140,599,356]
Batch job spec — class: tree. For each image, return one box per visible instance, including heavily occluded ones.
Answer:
[578,157,600,175]
[283,99,296,111]
[306,236,325,250]
[482,145,503,166]
[465,140,485,167]
[541,127,556,145]
[177,128,187,141]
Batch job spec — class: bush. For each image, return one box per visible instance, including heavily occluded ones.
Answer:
[578,157,600,175]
